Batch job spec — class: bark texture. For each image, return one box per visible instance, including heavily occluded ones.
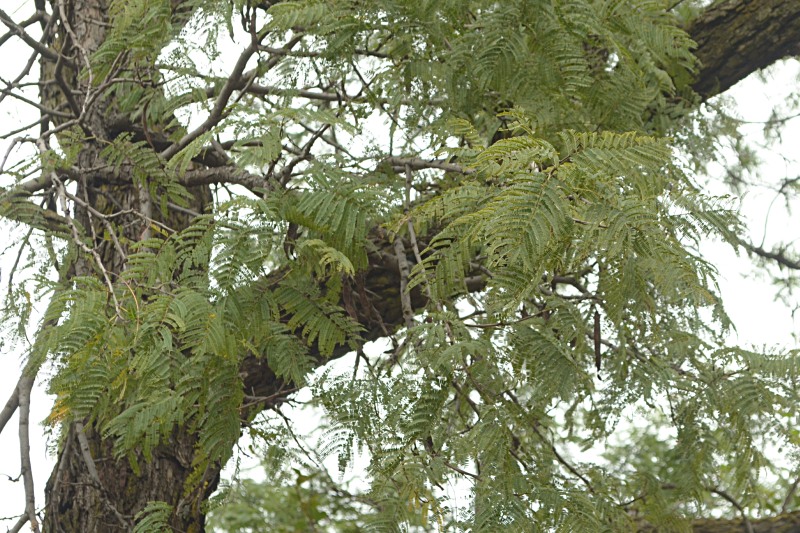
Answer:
[692,513,800,533]
[44,426,214,532]
[689,0,800,98]
[39,1,216,531]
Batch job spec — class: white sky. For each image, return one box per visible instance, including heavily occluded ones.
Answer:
[0,4,798,527]
[703,60,800,349]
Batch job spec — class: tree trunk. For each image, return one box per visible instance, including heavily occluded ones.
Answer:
[43,425,216,532]
[39,0,217,530]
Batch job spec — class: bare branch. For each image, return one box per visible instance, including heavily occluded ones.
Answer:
[384,157,474,175]
[0,8,60,62]
[0,83,72,118]
[0,115,48,140]
[278,123,329,186]
[392,236,415,329]
[17,373,40,533]
[741,241,800,270]
[62,189,128,261]
[205,77,446,107]
[180,166,273,191]
[8,514,29,533]
[707,487,754,533]
[0,12,45,49]
[0,375,21,436]
[209,79,347,102]
[782,474,800,514]
[4,171,53,195]
[51,173,122,316]
[161,32,304,161]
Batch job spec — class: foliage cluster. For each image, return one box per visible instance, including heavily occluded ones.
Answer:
[2,0,799,531]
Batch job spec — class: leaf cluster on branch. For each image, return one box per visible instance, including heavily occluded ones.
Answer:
[0,0,798,531]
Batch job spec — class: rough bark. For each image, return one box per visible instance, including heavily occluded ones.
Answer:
[691,512,800,533]
[38,1,216,531]
[689,0,800,98]
[19,0,800,531]
[43,425,214,532]
[639,511,800,532]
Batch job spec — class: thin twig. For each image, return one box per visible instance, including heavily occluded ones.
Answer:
[0,115,48,140]
[443,461,479,480]
[278,123,329,186]
[531,423,594,493]
[504,390,595,493]
[0,136,22,173]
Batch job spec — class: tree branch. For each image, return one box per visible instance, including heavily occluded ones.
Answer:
[0,12,45,49]
[740,240,800,270]
[0,8,60,63]
[689,0,800,99]
[161,32,303,161]
[0,373,21,436]
[74,421,131,529]
[17,373,40,533]
[384,157,474,175]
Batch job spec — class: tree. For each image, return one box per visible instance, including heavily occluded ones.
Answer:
[0,0,799,530]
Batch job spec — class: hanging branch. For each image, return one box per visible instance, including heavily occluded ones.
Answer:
[17,373,39,533]
[0,374,22,436]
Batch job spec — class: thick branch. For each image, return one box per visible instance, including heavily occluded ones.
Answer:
[180,167,274,191]
[238,229,487,410]
[0,191,68,233]
[689,0,800,99]
[0,12,45,49]
[685,511,800,533]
